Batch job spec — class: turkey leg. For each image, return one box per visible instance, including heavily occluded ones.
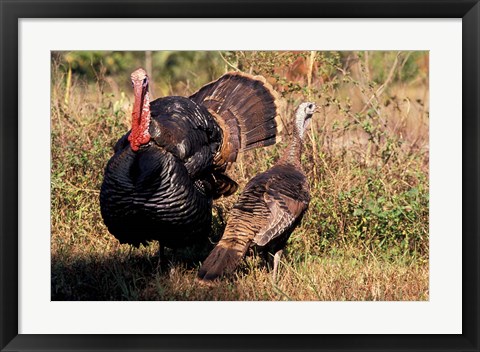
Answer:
[273,249,283,282]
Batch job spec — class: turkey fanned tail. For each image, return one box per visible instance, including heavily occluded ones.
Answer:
[190,72,282,173]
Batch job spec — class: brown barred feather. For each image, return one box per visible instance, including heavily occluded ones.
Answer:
[197,203,269,281]
[198,102,315,281]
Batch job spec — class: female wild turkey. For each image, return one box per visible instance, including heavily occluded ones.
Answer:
[100,68,281,252]
[198,102,316,281]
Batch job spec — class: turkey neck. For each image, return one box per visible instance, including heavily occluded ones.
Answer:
[128,84,152,151]
[280,124,305,167]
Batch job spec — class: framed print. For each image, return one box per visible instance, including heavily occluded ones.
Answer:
[1,0,479,351]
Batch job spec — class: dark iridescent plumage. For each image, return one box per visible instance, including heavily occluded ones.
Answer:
[100,69,281,249]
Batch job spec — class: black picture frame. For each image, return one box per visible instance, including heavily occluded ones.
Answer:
[1,1,479,351]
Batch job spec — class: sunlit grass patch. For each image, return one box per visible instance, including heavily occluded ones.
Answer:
[51,50,429,301]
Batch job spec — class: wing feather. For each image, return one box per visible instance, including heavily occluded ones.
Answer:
[253,182,308,247]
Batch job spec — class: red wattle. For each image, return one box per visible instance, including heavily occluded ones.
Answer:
[129,89,151,151]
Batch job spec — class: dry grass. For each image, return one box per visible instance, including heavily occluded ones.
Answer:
[51,51,429,301]
[52,244,428,301]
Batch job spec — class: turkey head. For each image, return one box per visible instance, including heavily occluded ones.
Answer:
[294,102,316,139]
[128,68,152,151]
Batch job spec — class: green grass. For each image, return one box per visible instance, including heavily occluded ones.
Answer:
[51,50,429,301]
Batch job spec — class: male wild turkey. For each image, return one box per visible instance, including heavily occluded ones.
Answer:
[100,68,281,252]
[198,102,316,281]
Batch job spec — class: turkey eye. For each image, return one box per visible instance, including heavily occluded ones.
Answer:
[308,104,313,109]
[131,80,134,88]
[142,78,148,88]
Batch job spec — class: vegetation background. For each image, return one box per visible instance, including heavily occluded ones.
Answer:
[51,50,429,301]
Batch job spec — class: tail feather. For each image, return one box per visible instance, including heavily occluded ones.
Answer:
[198,228,252,281]
[190,72,282,170]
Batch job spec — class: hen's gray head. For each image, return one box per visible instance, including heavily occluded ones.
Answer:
[295,102,316,138]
